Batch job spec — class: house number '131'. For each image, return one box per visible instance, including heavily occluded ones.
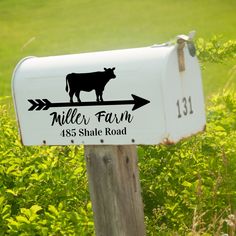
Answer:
[176,96,194,118]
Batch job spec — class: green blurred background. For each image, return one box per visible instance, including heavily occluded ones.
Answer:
[1,0,235,98]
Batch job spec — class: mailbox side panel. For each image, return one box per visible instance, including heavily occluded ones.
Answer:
[12,47,168,146]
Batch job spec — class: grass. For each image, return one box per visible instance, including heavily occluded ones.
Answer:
[0,0,236,98]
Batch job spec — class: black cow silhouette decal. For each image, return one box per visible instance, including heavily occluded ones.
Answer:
[65,67,116,103]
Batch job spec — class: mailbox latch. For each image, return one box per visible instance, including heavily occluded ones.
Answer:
[176,31,196,72]
[177,38,185,72]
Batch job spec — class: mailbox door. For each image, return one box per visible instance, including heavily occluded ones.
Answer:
[162,45,206,143]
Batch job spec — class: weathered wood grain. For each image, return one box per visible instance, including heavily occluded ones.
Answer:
[85,145,146,236]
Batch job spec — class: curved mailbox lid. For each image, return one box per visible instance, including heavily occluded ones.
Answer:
[12,44,205,146]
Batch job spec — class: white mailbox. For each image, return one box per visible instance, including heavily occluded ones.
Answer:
[12,35,206,146]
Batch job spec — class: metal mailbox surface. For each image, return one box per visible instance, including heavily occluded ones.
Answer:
[12,44,205,146]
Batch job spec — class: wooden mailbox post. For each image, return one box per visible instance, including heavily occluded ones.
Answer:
[85,145,145,236]
[12,33,205,235]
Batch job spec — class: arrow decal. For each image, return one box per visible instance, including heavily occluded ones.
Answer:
[28,94,150,111]
[28,99,51,111]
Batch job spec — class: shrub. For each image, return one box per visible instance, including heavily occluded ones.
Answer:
[139,90,236,235]
[0,105,94,235]
[196,35,236,64]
